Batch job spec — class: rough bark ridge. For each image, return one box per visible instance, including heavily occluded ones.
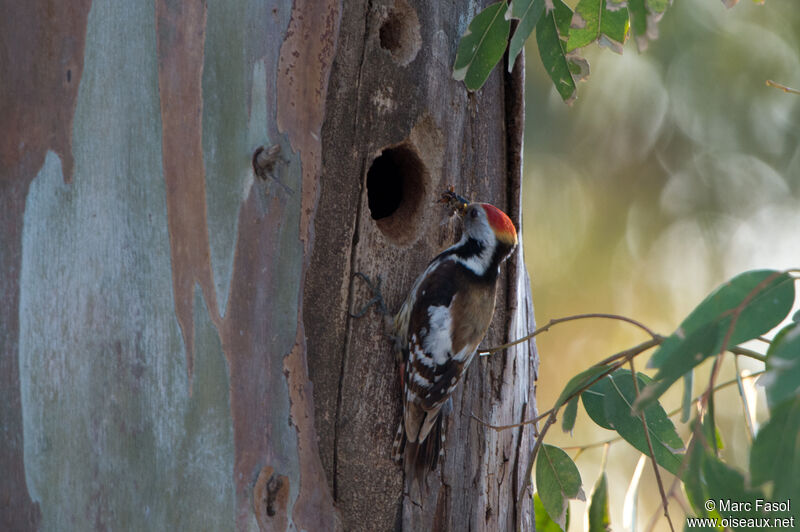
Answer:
[306,1,538,530]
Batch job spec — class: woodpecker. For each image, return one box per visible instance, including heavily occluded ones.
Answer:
[391,191,518,472]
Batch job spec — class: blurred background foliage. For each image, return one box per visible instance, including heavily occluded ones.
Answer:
[521,0,800,529]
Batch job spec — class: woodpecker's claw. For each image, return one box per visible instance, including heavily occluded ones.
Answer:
[350,272,389,318]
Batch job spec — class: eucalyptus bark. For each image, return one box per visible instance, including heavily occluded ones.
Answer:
[1,0,537,531]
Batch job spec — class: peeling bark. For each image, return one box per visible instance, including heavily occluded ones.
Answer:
[156,0,220,382]
[0,2,92,529]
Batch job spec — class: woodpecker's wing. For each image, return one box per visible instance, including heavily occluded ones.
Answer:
[402,257,496,444]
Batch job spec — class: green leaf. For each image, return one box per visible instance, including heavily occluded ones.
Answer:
[556,365,611,406]
[562,396,579,433]
[582,382,613,431]
[750,395,800,508]
[587,473,610,532]
[627,0,647,45]
[628,0,646,35]
[763,323,800,410]
[537,444,585,530]
[565,0,629,54]
[507,0,545,71]
[640,270,794,410]
[536,0,578,104]
[628,0,669,52]
[534,492,569,532]
[644,0,670,13]
[453,1,511,90]
[604,371,684,474]
[696,403,724,453]
[634,322,720,412]
[649,270,795,370]
[713,425,724,452]
[584,370,684,475]
[770,321,798,348]
[684,434,767,527]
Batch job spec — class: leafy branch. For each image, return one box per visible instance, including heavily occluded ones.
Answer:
[559,370,765,453]
[453,0,757,103]
[485,269,800,531]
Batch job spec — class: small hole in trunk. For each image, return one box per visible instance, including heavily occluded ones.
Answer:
[378,0,421,66]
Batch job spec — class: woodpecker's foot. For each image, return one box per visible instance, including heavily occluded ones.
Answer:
[350,272,389,318]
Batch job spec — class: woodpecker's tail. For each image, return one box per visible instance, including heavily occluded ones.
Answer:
[419,413,444,472]
[394,414,445,474]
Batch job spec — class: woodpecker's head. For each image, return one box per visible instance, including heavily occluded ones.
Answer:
[453,202,517,278]
[463,203,517,247]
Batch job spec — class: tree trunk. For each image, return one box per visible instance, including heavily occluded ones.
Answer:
[307,2,538,530]
[1,0,537,531]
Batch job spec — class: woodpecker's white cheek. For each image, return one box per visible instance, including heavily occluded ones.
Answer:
[466,212,494,242]
[423,305,453,365]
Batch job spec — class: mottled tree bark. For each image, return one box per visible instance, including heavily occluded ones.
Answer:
[1,0,537,530]
[305,1,538,530]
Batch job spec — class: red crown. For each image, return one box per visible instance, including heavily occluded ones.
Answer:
[480,204,517,246]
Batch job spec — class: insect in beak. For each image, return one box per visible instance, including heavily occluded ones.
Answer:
[438,185,470,217]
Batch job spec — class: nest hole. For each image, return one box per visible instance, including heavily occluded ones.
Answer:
[367,145,427,245]
[378,1,421,66]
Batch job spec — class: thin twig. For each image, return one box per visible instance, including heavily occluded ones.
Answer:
[592,336,663,367]
[480,312,659,355]
[766,79,800,95]
[561,438,619,452]
[471,409,551,432]
[645,479,682,532]
[473,338,660,432]
[629,359,674,532]
[729,345,767,362]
